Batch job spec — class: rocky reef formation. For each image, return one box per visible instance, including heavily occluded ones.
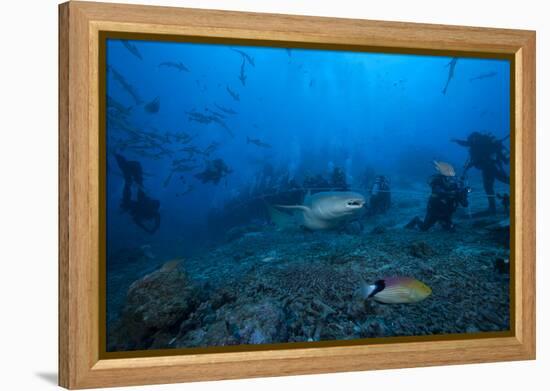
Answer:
[108,260,200,351]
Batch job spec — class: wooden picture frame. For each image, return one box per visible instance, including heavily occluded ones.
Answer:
[59,1,536,389]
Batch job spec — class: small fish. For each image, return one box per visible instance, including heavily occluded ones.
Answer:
[433,160,456,177]
[180,145,210,157]
[203,141,220,155]
[247,136,271,148]
[109,66,143,105]
[172,163,198,172]
[469,71,497,82]
[159,61,190,72]
[107,95,132,115]
[214,103,237,115]
[121,40,143,60]
[442,57,458,95]
[205,107,226,119]
[144,96,160,114]
[231,48,255,67]
[211,111,226,119]
[187,110,212,124]
[361,277,432,304]
[176,185,195,197]
[194,158,232,185]
[210,116,234,138]
[187,110,233,137]
[239,58,247,86]
[226,86,240,101]
[285,48,292,57]
[172,158,195,167]
[171,131,195,144]
[163,164,198,187]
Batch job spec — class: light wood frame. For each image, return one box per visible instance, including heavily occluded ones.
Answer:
[59,1,536,389]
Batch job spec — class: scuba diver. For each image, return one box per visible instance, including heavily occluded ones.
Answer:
[451,131,509,214]
[303,173,330,193]
[368,175,391,215]
[115,153,161,234]
[194,158,232,185]
[406,162,470,231]
[115,153,143,188]
[330,167,349,191]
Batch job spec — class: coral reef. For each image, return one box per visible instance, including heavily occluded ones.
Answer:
[107,186,510,351]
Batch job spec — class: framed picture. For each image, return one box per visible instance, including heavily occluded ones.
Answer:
[59,1,536,389]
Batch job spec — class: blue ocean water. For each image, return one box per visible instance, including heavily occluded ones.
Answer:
[105,38,511,351]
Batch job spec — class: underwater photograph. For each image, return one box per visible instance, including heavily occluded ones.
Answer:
[104,38,512,353]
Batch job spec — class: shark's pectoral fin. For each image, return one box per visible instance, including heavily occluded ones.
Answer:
[266,204,304,229]
[274,205,310,213]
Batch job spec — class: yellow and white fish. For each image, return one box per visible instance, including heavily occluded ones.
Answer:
[433,160,456,177]
[361,276,432,304]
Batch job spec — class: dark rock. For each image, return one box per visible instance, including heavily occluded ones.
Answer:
[370,225,386,234]
[227,299,287,344]
[202,321,237,346]
[210,289,237,310]
[407,241,435,258]
[108,261,199,351]
[177,298,287,347]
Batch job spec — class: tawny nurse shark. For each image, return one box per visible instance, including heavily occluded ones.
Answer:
[273,191,366,230]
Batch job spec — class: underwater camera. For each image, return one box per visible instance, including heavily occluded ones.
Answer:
[456,178,472,207]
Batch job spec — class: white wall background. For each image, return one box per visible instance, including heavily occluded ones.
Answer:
[0,0,547,389]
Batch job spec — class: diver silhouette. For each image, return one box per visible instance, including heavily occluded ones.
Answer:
[115,153,160,234]
[368,175,391,215]
[452,132,509,214]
